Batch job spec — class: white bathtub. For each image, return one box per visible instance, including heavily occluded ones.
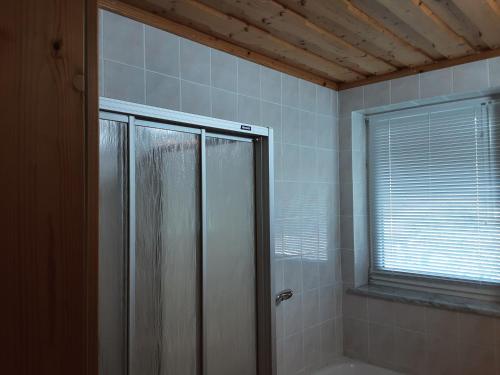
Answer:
[314,357,402,375]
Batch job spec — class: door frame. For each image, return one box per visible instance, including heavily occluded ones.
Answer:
[99,97,276,375]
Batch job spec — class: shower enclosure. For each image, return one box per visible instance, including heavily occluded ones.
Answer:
[98,98,275,375]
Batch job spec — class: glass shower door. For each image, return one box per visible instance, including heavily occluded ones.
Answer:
[205,136,256,375]
[133,125,201,375]
[98,108,272,375]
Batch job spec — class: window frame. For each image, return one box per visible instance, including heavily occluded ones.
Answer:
[364,96,500,302]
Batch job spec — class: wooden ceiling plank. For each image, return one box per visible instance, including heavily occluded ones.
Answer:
[349,0,444,60]
[198,0,397,76]
[99,0,340,88]
[137,0,365,82]
[451,0,500,48]
[374,0,475,58]
[279,0,433,67]
[339,47,500,90]
[421,0,488,50]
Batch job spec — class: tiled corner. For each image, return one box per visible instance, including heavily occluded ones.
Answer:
[390,75,419,103]
[453,60,489,93]
[420,68,452,98]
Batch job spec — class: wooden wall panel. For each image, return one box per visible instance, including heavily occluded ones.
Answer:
[0,0,97,374]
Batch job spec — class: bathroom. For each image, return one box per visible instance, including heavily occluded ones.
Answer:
[5,1,500,374]
[97,6,500,375]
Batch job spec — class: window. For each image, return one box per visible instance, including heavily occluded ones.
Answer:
[367,98,500,285]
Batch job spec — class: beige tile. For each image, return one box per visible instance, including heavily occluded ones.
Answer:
[394,328,426,375]
[342,293,367,320]
[425,334,460,375]
[368,323,395,367]
[394,302,426,333]
[425,307,459,338]
[458,341,496,375]
[343,317,369,360]
[367,298,394,325]
[458,312,496,347]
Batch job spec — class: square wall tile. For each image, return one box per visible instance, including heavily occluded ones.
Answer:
[368,323,395,367]
[237,94,261,125]
[238,59,261,98]
[283,107,301,145]
[284,292,303,336]
[283,74,299,107]
[339,87,363,117]
[452,60,489,93]
[261,101,282,142]
[145,25,179,77]
[299,110,317,147]
[180,80,210,116]
[364,81,390,109]
[145,71,180,110]
[103,60,145,104]
[102,10,144,68]
[261,66,282,104]
[283,332,304,374]
[317,115,337,150]
[488,56,500,88]
[180,39,210,85]
[210,49,237,92]
[420,68,452,98]
[317,86,333,115]
[343,318,369,359]
[299,79,317,112]
[390,75,419,104]
[211,87,237,121]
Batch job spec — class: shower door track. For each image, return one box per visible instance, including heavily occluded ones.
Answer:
[99,97,276,375]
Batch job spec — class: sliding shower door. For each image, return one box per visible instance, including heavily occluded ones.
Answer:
[98,101,274,375]
[133,126,201,375]
[205,136,256,375]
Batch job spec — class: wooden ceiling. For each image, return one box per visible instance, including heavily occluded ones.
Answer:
[100,0,500,90]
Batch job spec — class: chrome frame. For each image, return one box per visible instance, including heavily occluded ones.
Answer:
[99,97,276,375]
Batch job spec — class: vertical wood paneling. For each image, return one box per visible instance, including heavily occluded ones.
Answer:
[0,0,96,374]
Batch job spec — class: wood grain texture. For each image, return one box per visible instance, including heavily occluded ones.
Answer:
[117,0,363,82]
[279,0,434,67]
[339,47,500,90]
[422,0,488,50]
[451,0,500,48]
[98,0,339,88]
[375,0,475,58]
[199,0,396,76]
[0,0,95,374]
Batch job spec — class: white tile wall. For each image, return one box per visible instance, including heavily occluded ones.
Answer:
[339,59,500,374]
[100,10,342,374]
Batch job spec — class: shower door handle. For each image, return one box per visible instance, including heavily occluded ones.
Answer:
[275,289,293,305]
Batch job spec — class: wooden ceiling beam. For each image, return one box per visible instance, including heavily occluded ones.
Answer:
[339,47,500,90]
[279,0,433,67]
[98,0,340,89]
[374,0,475,58]
[121,0,364,82]
[451,0,500,49]
[198,0,397,76]
[421,0,488,51]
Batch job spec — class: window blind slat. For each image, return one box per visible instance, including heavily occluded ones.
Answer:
[368,100,500,284]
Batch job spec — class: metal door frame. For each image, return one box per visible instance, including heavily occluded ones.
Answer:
[99,97,276,375]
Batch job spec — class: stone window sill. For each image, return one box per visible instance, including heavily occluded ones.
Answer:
[347,284,500,318]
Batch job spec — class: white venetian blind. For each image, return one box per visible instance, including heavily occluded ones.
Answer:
[368,99,500,284]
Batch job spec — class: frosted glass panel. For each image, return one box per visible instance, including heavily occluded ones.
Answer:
[133,126,200,375]
[99,119,128,375]
[205,137,257,375]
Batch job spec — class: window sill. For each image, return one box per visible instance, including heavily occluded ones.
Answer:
[347,284,500,318]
